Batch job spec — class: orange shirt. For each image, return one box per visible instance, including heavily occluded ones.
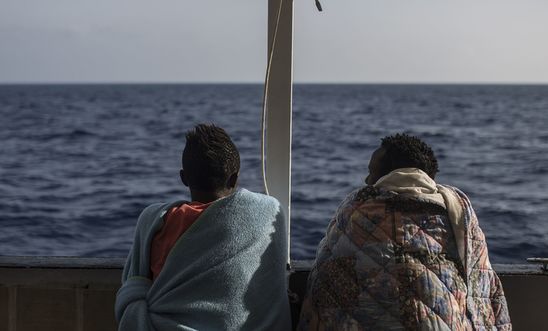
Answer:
[150,201,211,280]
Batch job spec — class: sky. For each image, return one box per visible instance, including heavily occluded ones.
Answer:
[1,0,548,84]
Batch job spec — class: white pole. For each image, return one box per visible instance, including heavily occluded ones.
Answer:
[266,0,293,261]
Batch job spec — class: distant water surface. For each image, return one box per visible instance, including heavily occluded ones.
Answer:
[0,84,547,263]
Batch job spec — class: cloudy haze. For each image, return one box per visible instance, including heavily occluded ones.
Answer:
[1,0,547,83]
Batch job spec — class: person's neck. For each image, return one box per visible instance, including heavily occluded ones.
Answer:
[189,188,234,204]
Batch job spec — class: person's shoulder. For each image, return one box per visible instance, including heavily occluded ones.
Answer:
[334,186,395,217]
[229,188,282,218]
[138,202,170,220]
[438,184,471,200]
[331,186,383,215]
[135,201,181,231]
[354,185,389,202]
[234,188,280,206]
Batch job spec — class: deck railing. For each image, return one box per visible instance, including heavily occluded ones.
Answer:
[0,257,547,331]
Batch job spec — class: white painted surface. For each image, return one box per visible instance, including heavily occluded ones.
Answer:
[265,0,293,260]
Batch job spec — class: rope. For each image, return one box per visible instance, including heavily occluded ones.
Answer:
[261,0,284,196]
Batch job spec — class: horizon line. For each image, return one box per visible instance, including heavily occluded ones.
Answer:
[1,81,548,86]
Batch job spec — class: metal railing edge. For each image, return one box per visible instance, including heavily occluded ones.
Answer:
[0,256,546,275]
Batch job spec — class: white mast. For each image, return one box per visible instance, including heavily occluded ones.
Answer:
[264,0,293,260]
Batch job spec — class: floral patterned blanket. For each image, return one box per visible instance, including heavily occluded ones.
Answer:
[298,170,511,330]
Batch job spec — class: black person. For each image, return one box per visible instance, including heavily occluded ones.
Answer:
[116,124,291,331]
[298,134,511,330]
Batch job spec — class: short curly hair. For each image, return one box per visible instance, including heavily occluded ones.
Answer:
[380,133,439,179]
[182,123,240,191]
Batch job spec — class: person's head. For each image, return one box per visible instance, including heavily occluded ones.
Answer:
[180,124,240,200]
[365,133,439,185]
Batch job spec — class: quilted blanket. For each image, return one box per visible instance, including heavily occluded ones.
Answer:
[298,168,511,330]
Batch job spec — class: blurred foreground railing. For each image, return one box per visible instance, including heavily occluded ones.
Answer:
[1,257,547,331]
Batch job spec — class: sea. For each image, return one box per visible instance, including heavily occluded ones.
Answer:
[1,84,547,263]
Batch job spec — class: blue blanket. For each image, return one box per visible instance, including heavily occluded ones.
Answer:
[115,188,291,331]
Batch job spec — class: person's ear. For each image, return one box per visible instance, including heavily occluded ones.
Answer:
[180,169,189,187]
[227,172,239,189]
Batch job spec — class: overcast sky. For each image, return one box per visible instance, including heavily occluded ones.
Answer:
[1,0,547,83]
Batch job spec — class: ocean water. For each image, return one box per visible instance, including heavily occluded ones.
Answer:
[0,84,547,263]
